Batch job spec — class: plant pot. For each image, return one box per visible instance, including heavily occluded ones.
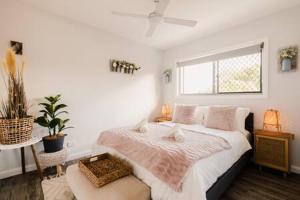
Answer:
[281,58,292,72]
[0,116,34,144]
[42,134,65,153]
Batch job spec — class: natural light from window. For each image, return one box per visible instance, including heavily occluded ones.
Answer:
[180,62,214,94]
[177,43,263,95]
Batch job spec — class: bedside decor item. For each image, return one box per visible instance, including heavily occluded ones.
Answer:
[161,104,172,119]
[279,46,298,72]
[79,153,133,188]
[35,95,73,153]
[110,59,140,74]
[263,109,281,132]
[10,41,23,55]
[0,48,33,144]
[155,104,172,122]
[254,129,294,177]
[163,69,172,83]
[155,117,172,122]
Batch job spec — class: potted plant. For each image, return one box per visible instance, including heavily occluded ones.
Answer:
[35,95,73,153]
[280,47,298,71]
[0,48,33,144]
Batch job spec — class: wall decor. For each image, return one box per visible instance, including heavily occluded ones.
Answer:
[163,69,172,83]
[279,46,298,72]
[110,59,141,74]
[10,41,23,55]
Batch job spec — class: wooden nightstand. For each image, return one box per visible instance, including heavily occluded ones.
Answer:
[254,129,295,176]
[155,117,172,122]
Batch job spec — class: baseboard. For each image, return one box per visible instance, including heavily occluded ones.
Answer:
[66,149,92,161]
[0,163,37,179]
[0,149,92,180]
[291,165,300,174]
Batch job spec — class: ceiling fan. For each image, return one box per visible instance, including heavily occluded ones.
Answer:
[112,0,197,37]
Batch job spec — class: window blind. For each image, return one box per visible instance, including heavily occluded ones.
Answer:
[177,43,264,67]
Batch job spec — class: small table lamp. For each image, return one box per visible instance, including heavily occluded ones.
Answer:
[263,109,281,132]
[161,104,172,119]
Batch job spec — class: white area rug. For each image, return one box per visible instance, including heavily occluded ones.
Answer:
[42,176,76,200]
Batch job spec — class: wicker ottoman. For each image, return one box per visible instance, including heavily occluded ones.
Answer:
[38,148,68,176]
[66,164,151,200]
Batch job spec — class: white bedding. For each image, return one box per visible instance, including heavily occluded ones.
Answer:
[95,122,252,200]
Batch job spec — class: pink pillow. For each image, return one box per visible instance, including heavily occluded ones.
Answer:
[205,106,237,131]
[172,105,197,124]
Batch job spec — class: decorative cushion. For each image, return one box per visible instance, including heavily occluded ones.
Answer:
[172,105,197,124]
[205,106,237,131]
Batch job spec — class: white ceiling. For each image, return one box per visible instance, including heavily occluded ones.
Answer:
[18,0,300,49]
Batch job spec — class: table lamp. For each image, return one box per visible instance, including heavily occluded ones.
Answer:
[263,109,281,132]
[161,104,172,119]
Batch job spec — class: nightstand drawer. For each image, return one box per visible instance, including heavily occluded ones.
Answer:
[255,135,288,171]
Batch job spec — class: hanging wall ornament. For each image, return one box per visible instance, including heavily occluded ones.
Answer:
[110,59,141,74]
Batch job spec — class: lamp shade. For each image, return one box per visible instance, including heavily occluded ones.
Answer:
[263,109,281,131]
[161,104,172,118]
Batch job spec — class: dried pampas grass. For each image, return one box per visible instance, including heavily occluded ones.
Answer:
[0,48,29,119]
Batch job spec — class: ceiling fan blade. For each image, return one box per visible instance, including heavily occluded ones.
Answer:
[146,22,159,37]
[112,11,148,19]
[155,0,170,15]
[164,17,197,27]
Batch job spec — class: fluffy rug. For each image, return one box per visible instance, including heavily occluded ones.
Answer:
[42,176,76,200]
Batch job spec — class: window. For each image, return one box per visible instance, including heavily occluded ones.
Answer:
[177,43,264,95]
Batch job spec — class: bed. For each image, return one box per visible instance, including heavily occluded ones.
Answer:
[96,112,254,200]
[206,112,253,200]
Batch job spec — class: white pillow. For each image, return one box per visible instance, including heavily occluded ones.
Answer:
[195,106,209,124]
[235,107,250,134]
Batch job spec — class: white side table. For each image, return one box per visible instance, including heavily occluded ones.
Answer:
[0,136,42,178]
[38,148,68,176]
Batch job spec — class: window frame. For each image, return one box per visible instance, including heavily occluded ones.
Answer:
[176,39,268,98]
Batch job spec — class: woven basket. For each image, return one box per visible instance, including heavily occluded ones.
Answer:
[0,116,34,144]
[79,153,133,188]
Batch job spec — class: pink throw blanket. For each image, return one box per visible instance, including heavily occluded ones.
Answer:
[97,123,231,191]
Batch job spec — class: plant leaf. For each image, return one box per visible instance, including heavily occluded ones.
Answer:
[49,118,60,128]
[60,126,74,131]
[39,103,50,107]
[34,117,49,127]
[45,96,54,103]
[54,111,69,117]
[39,110,50,116]
[63,119,70,124]
[54,104,67,112]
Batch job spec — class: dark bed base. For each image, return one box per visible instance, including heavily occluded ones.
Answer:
[206,150,251,200]
[206,113,254,200]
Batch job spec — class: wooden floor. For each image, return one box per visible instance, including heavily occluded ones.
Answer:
[221,166,300,200]
[0,164,300,200]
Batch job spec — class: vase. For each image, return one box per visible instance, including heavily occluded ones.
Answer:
[281,58,292,72]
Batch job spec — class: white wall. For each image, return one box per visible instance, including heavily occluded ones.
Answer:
[162,6,300,169]
[0,0,162,178]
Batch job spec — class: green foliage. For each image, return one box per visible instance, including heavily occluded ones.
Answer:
[34,95,73,137]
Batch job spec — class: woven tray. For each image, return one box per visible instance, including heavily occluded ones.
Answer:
[79,153,133,188]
